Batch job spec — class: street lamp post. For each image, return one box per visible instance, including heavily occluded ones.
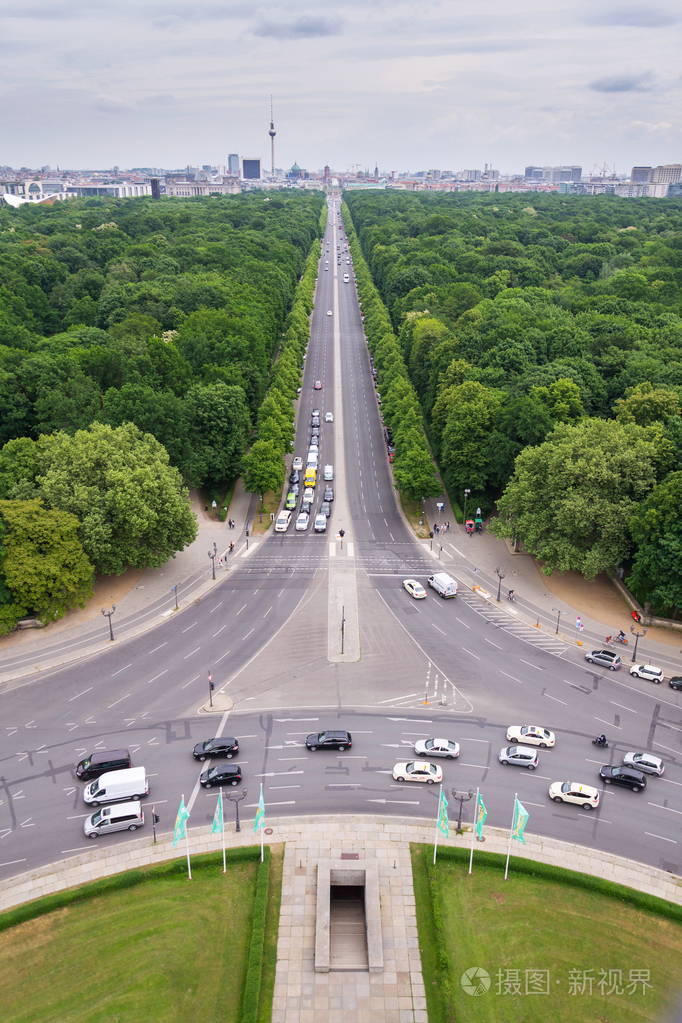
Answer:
[495,567,506,602]
[208,671,214,708]
[228,789,248,832]
[171,584,179,611]
[451,789,474,834]
[630,625,647,663]
[552,607,561,635]
[101,605,116,641]
[208,541,217,580]
[463,488,471,523]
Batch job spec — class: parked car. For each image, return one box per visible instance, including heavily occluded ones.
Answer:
[393,761,442,784]
[403,579,426,600]
[414,738,460,760]
[498,746,539,770]
[548,782,600,809]
[292,456,303,471]
[599,765,647,791]
[274,511,291,533]
[320,501,331,518]
[314,514,327,533]
[200,765,242,788]
[506,726,555,748]
[289,469,300,485]
[193,738,239,761]
[306,730,352,751]
[324,486,334,502]
[585,649,621,670]
[622,752,664,776]
[325,412,334,423]
[630,663,663,684]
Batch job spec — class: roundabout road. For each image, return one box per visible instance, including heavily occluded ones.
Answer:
[0,200,680,883]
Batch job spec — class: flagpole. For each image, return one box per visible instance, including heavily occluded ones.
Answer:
[504,793,517,881]
[433,783,442,864]
[220,793,226,874]
[468,786,479,875]
[182,793,192,880]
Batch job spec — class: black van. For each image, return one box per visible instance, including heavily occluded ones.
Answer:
[76,749,131,781]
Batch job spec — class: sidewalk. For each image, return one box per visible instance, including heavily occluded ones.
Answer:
[0,481,256,679]
[422,494,682,674]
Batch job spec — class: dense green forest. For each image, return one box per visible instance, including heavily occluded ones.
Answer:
[345,192,682,616]
[0,192,323,631]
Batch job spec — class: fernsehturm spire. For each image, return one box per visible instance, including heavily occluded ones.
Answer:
[268,96,276,177]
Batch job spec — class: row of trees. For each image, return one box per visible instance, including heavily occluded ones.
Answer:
[345,191,682,614]
[342,203,440,503]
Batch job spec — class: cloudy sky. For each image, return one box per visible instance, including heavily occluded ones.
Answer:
[1,0,680,173]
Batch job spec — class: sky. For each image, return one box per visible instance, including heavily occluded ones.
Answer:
[1,0,680,174]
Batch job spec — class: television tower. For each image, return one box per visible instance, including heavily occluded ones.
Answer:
[268,96,276,177]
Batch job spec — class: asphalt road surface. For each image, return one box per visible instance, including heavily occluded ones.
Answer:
[0,200,680,882]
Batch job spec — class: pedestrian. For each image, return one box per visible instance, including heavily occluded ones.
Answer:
[576,616,584,632]
[507,589,515,601]
[434,523,440,535]
[476,507,481,518]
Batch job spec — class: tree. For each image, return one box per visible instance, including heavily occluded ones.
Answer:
[183,382,251,487]
[492,418,660,577]
[433,382,503,494]
[614,381,681,427]
[242,439,285,495]
[0,499,94,631]
[35,422,197,575]
[627,472,682,616]
[393,444,441,502]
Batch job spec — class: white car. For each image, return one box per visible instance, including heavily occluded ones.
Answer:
[548,781,600,809]
[622,752,664,776]
[292,456,303,471]
[393,761,442,784]
[314,513,327,533]
[326,310,333,316]
[414,738,460,760]
[295,512,309,532]
[303,487,314,503]
[324,412,334,423]
[274,511,291,533]
[498,746,539,770]
[630,664,663,684]
[403,579,426,600]
[506,726,555,749]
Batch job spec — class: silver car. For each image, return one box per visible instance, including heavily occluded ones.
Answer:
[498,745,539,770]
[622,752,664,776]
[414,738,460,760]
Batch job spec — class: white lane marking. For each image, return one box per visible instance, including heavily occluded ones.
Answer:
[432,624,446,636]
[236,603,247,615]
[644,832,677,843]
[500,671,523,685]
[378,693,419,704]
[276,757,308,761]
[454,617,470,629]
[544,694,567,705]
[0,859,27,867]
[242,628,255,640]
[655,743,680,757]
[462,648,480,660]
[60,847,92,854]
[181,622,198,633]
[610,701,638,714]
[389,718,433,723]
[275,717,319,722]
[244,800,295,807]
[269,785,302,790]
[648,802,682,814]
[149,643,167,654]
[255,771,304,778]
[263,606,272,618]
[484,638,502,649]
[183,647,200,660]
[106,693,130,709]
[519,659,542,671]
[660,778,682,788]
[146,670,168,685]
[181,674,200,689]
[68,687,93,702]
[214,648,232,665]
[594,716,620,728]
[459,762,489,770]
[520,801,545,809]
[209,601,224,614]
[211,624,227,637]
[111,664,132,678]
[327,783,362,788]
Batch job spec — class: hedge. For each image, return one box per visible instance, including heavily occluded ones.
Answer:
[239,847,272,1023]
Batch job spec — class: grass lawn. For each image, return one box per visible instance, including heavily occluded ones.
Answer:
[399,493,431,538]
[1,850,280,1023]
[250,491,279,535]
[412,844,682,1023]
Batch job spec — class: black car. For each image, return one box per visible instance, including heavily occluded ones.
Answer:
[305,730,352,751]
[324,486,334,502]
[200,764,242,788]
[311,416,320,428]
[289,469,300,485]
[193,737,239,761]
[320,501,331,518]
[669,676,682,691]
[599,765,647,792]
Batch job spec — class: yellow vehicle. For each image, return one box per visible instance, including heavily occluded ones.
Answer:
[304,467,317,488]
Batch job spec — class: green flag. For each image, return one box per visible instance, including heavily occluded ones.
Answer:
[253,784,265,832]
[474,792,487,840]
[511,797,529,843]
[172,797,190,847]
[436,787,449,837]
[211,792,223,835]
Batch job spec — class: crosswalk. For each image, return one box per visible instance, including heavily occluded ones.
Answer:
[457,588,568,655]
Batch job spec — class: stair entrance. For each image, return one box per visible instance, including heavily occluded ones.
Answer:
[329,884,368,970]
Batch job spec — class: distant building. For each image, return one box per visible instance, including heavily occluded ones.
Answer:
[631,166,652,184]
[227,153,240,176]
[668,182,682,197]
[242,159,261,180]
[164,180,240,197]
[651,164,682,184]
[525,165,581,183]
[67,182,151,198]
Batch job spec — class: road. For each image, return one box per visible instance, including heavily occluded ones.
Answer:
[0,198,680,881]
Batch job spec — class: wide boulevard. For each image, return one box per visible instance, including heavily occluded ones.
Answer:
[0,201,680,881]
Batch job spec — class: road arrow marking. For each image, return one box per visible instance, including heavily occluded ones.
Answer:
[274,718,319,722]
[63,787,76,797]
[366,798,420,805]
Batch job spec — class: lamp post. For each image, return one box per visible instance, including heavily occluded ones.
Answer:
[171,584,179,611]
[495,566,506,603]
[228,789,248,832]
[552,607,561,635]
[208,541,217,580]
[208,671,214,708]
[463,487,471,523]
[101,605,116,641]
[630,625,647,664]
[451,789,474,834]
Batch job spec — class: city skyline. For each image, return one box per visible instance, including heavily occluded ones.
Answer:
[1,0,680,170]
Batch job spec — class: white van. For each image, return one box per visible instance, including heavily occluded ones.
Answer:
[427,573,458,598]
[306,453,319,469]
[324,465,334,481]
[275,510,291,532]
[84,801,144,839]
[83,766,148,806]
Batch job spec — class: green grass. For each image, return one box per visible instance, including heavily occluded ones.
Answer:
[411,844,682,1023]
[250,491,279,535]
[0,849,279,1023]
[399,493,431,538]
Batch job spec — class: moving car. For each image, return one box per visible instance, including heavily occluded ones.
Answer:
[76,749,131,782]
[427,573,457,598]
[200,764,242,788]
[324,486,334,502]
[326,310,332,316]
[393,761,442,784]
[630,663,663,684]
[314,513,327,533]
[506,726,555,749]
[599,765,647,791]
[320,501,331,518]
[295,512,309,531]
[670,676,682,691]
[314,380,322,390]
[548,782,600,809]
[292,456,303,471]
[403,578,426,600]
[275,511,291,533]
[324,465,334,481]
[325,412,334,423]
[192,737,239,761]
[498,746,539,770]
[622,752,664,776]
[84,801,144,839]
[585,649,621,670]
[83,767,149,806]
[305,730,352,751]
[414,738,460,760]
